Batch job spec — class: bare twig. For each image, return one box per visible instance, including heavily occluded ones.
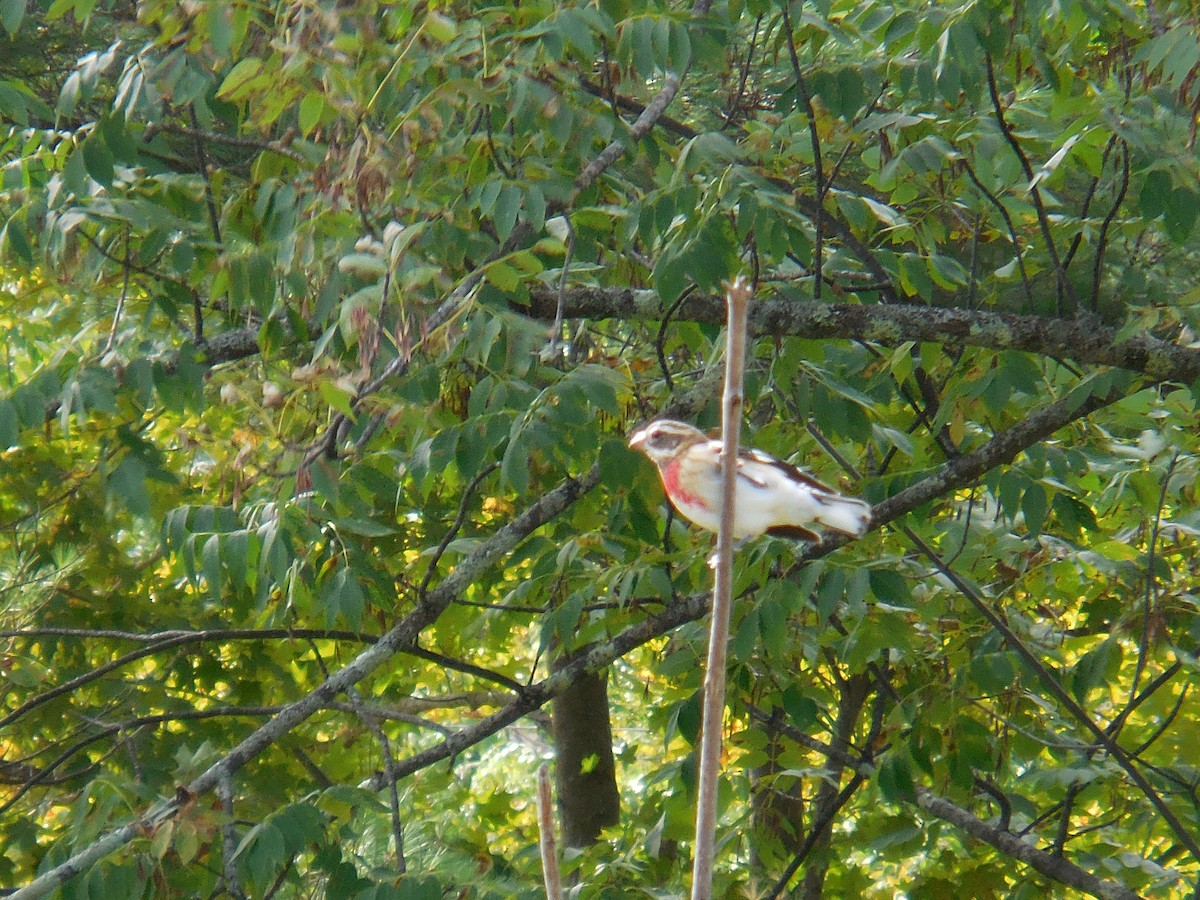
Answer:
[537,764,563,900]
[190,105,222,251]
[545,215,575,359]
[692,276,751,900]
[419,462,501,597]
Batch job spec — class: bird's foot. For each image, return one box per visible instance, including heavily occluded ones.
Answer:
[707,538,749,570]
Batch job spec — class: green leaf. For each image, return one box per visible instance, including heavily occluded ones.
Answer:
[1164,186,1198,244]
[0,397,18,449]
[0,0,25,36]
[1,214,31,264]
[501,430,530,494]
[298,92,323,137]
[333,518,397,537]
[207,5,232,55]
[493,183,522,242]
[270,803,326,854]
[484,261,520,291]
[81,131,114,187]
[242,822,287,893]
[970,652,1015,693]
[1021,483,1047,536]
[877,752,915,802]
[781,685,817,730]
[869,568,911,605]
[816,567,846,623]
[323,568,366,630]
[730,605,759,660]
[1139,170,1171,220]
[110,455,149,517]
[556,8,596,57]
[423,10,457,43]
[216,58,264,99]
[1071,638,1121,702]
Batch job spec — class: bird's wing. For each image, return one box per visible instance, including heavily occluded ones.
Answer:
[737,448,835,494]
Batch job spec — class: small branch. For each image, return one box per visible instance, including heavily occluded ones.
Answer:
[419,462,501,597]
[781,5,824,301]
[722,15,762,127]
[146,122,305,162]
[103,229,131,354]
[1131,454,1178,700]
[1091,141,1130,312]
[915,789,1143,900]
[765,772,867,899]
[692,277,751,900]
[218,773,246,900]
[537,764,564,900]
[654,286,696,393]
[573,0,715,196]
[1062,135,1117,271]
[190,105,223,252]
[985,55,1077,314]
[962,158,1035,310]
[545,213,576,359]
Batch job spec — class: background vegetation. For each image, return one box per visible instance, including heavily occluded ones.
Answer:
[2,0,1200,896]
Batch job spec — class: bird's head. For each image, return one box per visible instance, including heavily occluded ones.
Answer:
[628,419,708,465]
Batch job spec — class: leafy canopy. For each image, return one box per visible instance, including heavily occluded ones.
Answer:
[2,0,1200,896]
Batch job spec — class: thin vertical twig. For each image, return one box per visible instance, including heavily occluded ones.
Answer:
[780,5,823,301]
[306,638,406,872]
[105,229,131,354]
[545,215,576,360]
[1131,452,1178,701]
[984,55,1077,315]
[691,277,752,900]
[537,764,563,900]
[189,105,222,248]
[962,158,1034,311]
[1091,141,1129,312]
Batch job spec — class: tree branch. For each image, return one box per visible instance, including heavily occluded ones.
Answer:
[522,286,1200,385]
[746,705,1146,900]
[915,789,1143,900]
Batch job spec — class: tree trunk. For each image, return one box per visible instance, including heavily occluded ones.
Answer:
[551,658,620,847]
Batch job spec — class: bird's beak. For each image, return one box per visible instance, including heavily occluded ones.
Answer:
[628,427,647,451]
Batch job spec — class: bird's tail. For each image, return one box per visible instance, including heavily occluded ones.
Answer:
[814,494,872,537]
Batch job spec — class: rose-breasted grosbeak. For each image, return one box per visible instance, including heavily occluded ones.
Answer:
[629,419,872,542]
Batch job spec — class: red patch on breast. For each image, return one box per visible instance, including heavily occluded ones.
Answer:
[662,458,703,508]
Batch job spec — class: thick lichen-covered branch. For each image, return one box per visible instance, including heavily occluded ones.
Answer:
[523,286,1200,385]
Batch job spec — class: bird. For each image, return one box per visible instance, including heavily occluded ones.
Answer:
[628,419,872,543]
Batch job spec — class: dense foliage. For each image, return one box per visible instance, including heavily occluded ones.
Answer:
[2,0,1200,896]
